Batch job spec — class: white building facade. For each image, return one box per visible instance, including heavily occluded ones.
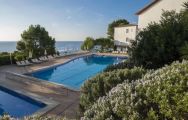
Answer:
[114,24,138,46]
[114,0,187,51]
[137,0,187,29]
[114,24,138,51]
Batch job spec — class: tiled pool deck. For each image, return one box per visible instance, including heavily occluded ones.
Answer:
[0,52,127,119]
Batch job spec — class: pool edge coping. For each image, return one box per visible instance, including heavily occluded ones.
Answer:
[0,83,60,118]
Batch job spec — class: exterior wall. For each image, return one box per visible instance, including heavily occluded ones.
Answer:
[114,25,137,46]
[138,0,187,29]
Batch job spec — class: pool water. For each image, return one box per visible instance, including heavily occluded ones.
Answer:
[0,86,45,118]
[29,55,125,90]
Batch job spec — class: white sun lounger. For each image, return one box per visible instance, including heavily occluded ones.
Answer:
[39,56,48,61]
[16,61,26,66]
[35,59,43,63]
[21,61,27,65]
[31,59,43,64]
[39,57,44,61]
[54,54,61,58]
[23,60,32,65]
[47,55,54,60]
[44,56,49,61]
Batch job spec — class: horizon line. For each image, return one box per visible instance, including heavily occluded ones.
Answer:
[0,40,84,42]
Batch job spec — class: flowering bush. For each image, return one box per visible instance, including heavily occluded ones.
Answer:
[79,67,146,114]
[82,61,188,120]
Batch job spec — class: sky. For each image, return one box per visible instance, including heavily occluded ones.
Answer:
[0,0,151,41]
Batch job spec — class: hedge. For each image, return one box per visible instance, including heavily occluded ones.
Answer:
[82,61,188,120]
[0,52,25,66]
[0,55,11,65]
[79,67,146,114]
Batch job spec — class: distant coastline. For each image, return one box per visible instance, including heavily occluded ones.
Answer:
[0,41,83,52]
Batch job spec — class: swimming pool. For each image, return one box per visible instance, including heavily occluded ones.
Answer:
[0,86,45,118]
[28,55,126,90]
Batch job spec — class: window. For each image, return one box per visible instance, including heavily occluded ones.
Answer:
[126,38,129,42]
[126,29,129,33]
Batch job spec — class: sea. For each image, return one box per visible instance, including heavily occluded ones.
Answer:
[0,41,83,53]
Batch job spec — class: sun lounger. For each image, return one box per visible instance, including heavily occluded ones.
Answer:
[44,56,49,61]
[39,56,48,61]
[47,55,54,60]
[35,59,43,63]
[24,60,33,65]
[16,61,26,66]
[36,59,43,63]
[123,51,127,54]
[20,61,27,65]
[31,59,43,64]
[31,59,37,63]
[54,54,61,58]
[39,57,45,61]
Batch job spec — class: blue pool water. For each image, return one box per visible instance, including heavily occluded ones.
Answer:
[0,86,45,118]
[29,55,125,90]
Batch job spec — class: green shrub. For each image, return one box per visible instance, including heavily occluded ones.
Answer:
[95,38,114,51]
[129,9,188,69]
[14,52,26,61]
[0,52,16,66]
[81,37,114,52]
[81,37,95,51]
[82,61,188,120]
[79,67,146,114]
[180,42,188,60]
[0,55,11,65]
[14,54,25,61]
[104,59,135,72]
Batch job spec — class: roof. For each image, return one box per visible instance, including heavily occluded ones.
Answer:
[136,0,162,15]
[115,24,138,28]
